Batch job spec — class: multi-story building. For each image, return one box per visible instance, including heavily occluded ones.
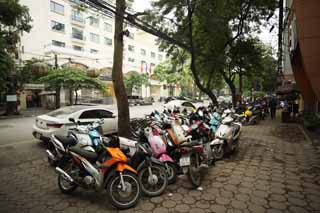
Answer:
[19,0,178,108]
[283,0,320,112]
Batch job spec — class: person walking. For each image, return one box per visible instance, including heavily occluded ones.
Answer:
[269,97,277,120]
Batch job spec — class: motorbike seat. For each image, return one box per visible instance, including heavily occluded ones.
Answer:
[55,135,77,146]
[69,146,98,161]
[121,147,130,156]
[231,123,241,136]
[180,140,201,147]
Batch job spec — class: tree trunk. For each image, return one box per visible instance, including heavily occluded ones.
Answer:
[69,88,73,105]
[5,74,18,115]
[239,72,243,104]
[186,0,218,105]
[222,75,237,106]
[55,86,60,109]
[75,90,78,105]
[112,0,131,138]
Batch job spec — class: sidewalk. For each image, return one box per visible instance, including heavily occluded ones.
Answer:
[0,107,50,120]
[0,111,320,212]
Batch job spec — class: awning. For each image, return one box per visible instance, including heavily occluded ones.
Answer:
[276,83,299,95]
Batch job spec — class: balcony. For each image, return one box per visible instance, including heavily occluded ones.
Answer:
[70,15,85,27]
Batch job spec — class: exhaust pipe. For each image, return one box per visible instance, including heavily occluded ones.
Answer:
[55,167,74,183]
[46,149,56,161]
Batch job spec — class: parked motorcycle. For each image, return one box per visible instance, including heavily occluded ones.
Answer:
[47,118,103,166]
[210,115,242,160]
[118,135,168,197]
[55,137,141,209]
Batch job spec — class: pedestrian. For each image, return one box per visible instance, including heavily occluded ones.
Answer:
[269,97,277,120]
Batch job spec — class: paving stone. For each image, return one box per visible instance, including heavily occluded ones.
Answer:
[287,197,308,207]
[231,200,247,210]
[288,206,309,213]
[151,197,164,204]
[163,200,176,208]
[210,204,227,213]
[195,200,210,209]
[189,208,206,213]
[250,196,268,206]
[153,207,169,213]
[269,194,286,202]
[183,196,195,204]
[247,203,265,213]
[175,204,190,213]
[216,197,231,205]
[253,190,269,198]
[235,193,250,202]
[142,202,155,211]
[268,201,287,210]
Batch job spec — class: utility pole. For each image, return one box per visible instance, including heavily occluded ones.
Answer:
[54,54,60,109]
[278,0,284,77]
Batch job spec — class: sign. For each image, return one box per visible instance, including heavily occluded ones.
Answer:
[6,95,17,102]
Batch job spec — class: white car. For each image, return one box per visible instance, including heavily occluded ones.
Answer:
[164,100,196,112]
[32,105,118,142]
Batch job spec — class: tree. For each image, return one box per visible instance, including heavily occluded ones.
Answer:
[0,0,32,115]
[112,0,131,137]
[153,59,194,97]
[39,67,105,105]
[136,0,276,105]
[124,73,149,96]
[223,37,265,104]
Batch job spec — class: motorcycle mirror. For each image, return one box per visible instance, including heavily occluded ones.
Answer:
[69,118,76,123]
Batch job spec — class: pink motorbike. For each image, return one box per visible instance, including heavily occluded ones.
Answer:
[145,125,178,184]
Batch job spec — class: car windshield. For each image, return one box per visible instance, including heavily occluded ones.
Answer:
[47,106,83,118]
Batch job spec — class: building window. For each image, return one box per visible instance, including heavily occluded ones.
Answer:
[104,37,112,46]
[140,49,146,56]
[128,57,135,62]
[90,49,99,54]
[50,1,64,15]
[71,10,84,23]
[128,32,134,40]
[52,40,65,47]
[105,10,114,18]
[72,28,84,40]
[90,33,100,43]
[73,45,84,51]
[88,16,99,27]
[51,20,65,32]
[158,54,163,61]
[128,45,135,52]
[104,23,112,32]
[151,52,156,58]
[70,0,82,5]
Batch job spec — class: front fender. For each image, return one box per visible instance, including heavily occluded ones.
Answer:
[210,138,224,145]
[159,154,174,163]
[116,163,137,174]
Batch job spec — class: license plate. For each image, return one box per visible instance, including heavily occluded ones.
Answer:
[179,156,191,166]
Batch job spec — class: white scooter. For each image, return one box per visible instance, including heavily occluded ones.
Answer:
[210,115,242,160]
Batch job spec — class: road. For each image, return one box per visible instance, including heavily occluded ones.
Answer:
[0,103,164,146]
[0,103,164,167]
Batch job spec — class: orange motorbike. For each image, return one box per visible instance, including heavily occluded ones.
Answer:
[55,137,141,209]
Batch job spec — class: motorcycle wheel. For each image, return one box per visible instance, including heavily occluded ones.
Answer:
[213,144,224,160]
[57,163,78,194]
[165,162,178,184]
[138,165,168,197]
[107,171,141,209]
[188,153,201,188]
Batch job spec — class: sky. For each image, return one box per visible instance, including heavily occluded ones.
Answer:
[133,0,278,52]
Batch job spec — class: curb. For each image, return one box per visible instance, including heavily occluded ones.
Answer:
[0,115,32,120]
